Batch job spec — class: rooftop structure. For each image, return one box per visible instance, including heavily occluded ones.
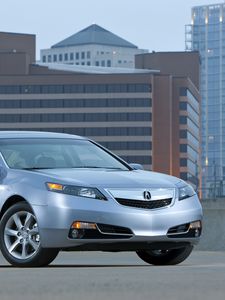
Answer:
[52,24,137,49]
[40,24,148,68]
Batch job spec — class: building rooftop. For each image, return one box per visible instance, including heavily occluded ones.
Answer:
[38,62,159,74]
[192,2,224,9]
[52,24,138,49]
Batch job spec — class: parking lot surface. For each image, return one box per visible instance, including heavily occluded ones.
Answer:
[0,251,225,300]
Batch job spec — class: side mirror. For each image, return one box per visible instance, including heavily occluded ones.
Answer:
[129,163,144,170]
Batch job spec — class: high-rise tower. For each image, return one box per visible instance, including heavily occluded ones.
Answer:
[186,3,225,198]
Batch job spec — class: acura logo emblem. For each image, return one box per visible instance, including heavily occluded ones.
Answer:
[143,190,151,200]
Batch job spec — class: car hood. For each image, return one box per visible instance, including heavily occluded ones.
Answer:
[33,168,181,189]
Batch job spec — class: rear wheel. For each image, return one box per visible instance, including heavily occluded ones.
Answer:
[0,202,59,267]
[136,245,193,265]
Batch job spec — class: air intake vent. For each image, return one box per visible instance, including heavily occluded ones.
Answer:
[97,224,133,235]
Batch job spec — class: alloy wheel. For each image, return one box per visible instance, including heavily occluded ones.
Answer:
[4,211,40,260]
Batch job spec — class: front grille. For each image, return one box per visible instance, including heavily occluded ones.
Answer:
[115,198,172,209]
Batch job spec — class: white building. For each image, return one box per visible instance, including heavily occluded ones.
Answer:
[40,24,148,68]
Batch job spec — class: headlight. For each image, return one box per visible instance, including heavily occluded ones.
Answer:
[46,182,107,200]
[178,184,195,200]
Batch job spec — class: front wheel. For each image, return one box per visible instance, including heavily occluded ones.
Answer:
[0,202,59,267]
[136,245,193,265]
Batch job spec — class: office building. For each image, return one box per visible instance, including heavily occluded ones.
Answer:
[185,2,225,197]
[136,52,201,190]
[0,32,200,189]
[40,24,148,68]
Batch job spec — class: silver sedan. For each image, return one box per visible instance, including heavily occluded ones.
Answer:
[0,131,202,267]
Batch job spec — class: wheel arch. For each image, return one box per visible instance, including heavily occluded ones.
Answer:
[0,195,32,220]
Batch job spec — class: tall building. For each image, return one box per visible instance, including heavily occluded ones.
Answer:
[185,3,225,197]
[40,24,148,68]
[0,32,200,188]
[136,52,201,191]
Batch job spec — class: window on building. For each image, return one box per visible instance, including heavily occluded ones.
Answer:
[53,54,57,62]
[95,61,99,66]
[180,87,187,96]
[21,85,41,94]
[180,130,187,138]
[59,54,62,61]
[20,100,39,108]
[100,141,152,151]
[87,61,91,66]
[179,102,187,110]
[87,51,91,59]
[81,52,85,59]
[107,60,111,67]
[101,61,105,67]
[180,172,188,180]
[64,53,68,61]
[41,85,64,94]
[47,55,51,62]
[180,144,187,152]
[70,53,74,60]
[42,55,46,62]
[180,158,187,167]
[179,116,187,124]
[120,156,152,165]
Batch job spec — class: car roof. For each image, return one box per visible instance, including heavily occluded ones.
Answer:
[0,131,86,140]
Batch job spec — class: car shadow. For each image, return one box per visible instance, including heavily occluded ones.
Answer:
[49,264,150,268]
[0,264,150,268]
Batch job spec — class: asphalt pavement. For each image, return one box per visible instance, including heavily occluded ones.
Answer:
[0,250,224,300]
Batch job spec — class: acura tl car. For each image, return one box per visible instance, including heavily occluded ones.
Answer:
[0,131,202,267]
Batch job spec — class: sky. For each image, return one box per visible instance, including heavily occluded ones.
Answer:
[0,0,224,59]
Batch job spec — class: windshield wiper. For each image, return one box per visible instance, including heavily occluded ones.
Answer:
[71,166,124,170]
[21,166,125,170]
[71,166,106,169]
[21,167,55,170]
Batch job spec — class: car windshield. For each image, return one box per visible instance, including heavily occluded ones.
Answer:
[0,138,130,171]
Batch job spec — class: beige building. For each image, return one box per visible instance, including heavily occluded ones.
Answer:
[40,24,148,68]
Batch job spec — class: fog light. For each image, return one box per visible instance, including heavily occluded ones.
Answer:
[70,228,85,239]
[71,221,97,230]
[194,229,200,237]
[189,221,201,237]
[189,221,201,229]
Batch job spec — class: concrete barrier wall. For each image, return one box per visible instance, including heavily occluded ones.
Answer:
[196,199,225,251]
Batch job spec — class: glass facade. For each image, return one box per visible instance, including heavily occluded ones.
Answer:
[186,3,225,197]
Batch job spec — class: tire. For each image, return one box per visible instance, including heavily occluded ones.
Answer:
[0,202,59,267]
[136,245,193,265]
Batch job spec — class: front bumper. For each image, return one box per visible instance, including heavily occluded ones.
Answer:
[32,192,203,249]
